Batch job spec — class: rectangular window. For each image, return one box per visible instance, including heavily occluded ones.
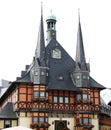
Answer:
[34,91,39,98]
[83,94,88,100]
[79,118,91,124]
[45,117,48,122]
[65,97,69,103]
[46,92,48,98]
[59,97,63,103]
[84,118,88,124]
[54,96,57,103]
[4,120,11,128]
[83,94,90,100]
[76,94,90,100]
[53,96,69,103]
[33,117,38,123]
[39,117,44,122]
[40,91,45,97]
[77,94,81,100]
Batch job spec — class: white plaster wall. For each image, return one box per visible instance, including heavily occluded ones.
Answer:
[48,116,74,130]
[19,117,32,128]
[12,120,17,127]
[92,118,99,130]
[0,120,4,128]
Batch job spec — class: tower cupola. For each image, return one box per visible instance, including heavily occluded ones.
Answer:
[46,12,56,21]
[46,11,57,43]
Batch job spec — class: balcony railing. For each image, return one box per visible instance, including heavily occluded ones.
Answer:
[33,97,49,103]
[100,104,111,117]
[30,122,50,129]
[48,103,75,112]
[76,123,94,129]
[76,99,92,104]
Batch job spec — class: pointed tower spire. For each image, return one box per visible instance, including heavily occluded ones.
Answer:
[71,11,90,87]
[76,10,86,66]
[35,2,46,67]
[30,3,49,85]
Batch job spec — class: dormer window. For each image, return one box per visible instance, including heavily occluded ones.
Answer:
[58,75,64,80]
[35,71,38,76]
[46,73,48,76]
[83,75,86,79]
[76,75,80,79]
[41,72,45,76]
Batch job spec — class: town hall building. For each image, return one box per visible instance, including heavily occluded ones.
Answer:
[0,5,111,130]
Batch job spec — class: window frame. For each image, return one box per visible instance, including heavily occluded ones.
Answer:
[53,96,69,104]
[59,97,63,103]
[54,96,58,103]
[76,94,90,100]
[79,117,91,124]
[4,120,11,128]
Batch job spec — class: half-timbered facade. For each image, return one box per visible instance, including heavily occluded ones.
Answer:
[0,5,111,130]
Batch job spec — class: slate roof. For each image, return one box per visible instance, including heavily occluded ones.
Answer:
[12,9,105,91]
[0,9,106,102]
[16,70,31,83]
[89,77,105,89]
[46,38,81,91]
[0,102,18,119]
[35,4,46,67]
[76,16,86,65]
[14,35,105,90]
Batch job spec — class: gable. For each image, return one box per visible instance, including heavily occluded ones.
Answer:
[46,39,80,91]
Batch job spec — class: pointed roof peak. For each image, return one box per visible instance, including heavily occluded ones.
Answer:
[41,2,43,17]
[78,8,80,20]
[75,12,86,65]
[78,8,81,26]
[35,3,46,67]
[78,8,82,27]
[46,9,56,21]
[0,102,18,119]
[50,8,52,13]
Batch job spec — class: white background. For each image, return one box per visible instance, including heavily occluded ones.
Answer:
[0,0,111,90]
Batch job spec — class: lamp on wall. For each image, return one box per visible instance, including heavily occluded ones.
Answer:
[68,121,70,125]
[62,113,64,117]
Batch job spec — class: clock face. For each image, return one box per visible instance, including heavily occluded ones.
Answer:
[52,48,61,59]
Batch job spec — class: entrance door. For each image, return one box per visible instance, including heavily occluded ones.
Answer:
[55,120,68,130]
[4,120,11,128]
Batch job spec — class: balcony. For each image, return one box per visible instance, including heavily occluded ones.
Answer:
[33,97,49,103]
[48,103,75,113]
[76,99,92,104]
[76,123,94,129]
[100,104,111,116]
[30,122,50,129]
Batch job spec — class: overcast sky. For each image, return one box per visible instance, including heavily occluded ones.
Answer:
[0,0,111,89]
